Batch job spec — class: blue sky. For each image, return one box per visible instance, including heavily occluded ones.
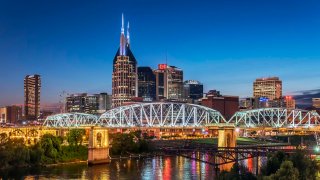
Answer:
[0,0,320,106]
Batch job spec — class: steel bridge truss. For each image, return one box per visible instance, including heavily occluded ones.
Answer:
[43,113,99,127]
[228,108,320,128]
[98,103,226,128]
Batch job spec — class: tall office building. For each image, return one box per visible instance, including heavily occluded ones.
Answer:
[98,93,112,113]
[112,14,137,107]
[184,80,203,101]
[24,74,41,120]
[138,67,156,101]
[154,64,183,101]
[253,77,282,100]
[66,93,87,113]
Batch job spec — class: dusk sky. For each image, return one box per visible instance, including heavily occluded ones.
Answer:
[0,0,320,107]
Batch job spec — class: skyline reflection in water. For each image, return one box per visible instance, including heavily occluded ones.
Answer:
[0,155,264,179]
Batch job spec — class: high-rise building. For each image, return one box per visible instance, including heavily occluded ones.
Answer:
[253,77,282,100]
[284,96,296,109]
[112,14,137,107]
[85,95,100,114]
[154,64,168,100]
[183,80,203,101]
[138,67,156,101]
[0,105,22,124]
[98,93,112,113]
[154,64,183,101]
[24,74,41,120]
[66,93,111,114]
[66,93,87,113]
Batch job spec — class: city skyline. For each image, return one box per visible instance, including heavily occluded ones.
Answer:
[1,0,320,107]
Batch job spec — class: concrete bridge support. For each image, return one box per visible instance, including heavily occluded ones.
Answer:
[218,127,237,148]
[217,127,237,171]
[88,127,110,165]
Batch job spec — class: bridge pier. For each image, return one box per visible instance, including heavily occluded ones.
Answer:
[88,127,110,165]
[217,127,237,171]
[218,127,237,148]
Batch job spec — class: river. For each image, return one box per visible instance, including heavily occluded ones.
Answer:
[0,155,263,179]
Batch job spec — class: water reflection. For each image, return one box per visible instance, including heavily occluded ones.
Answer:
[1,156,219,179]
[0,155,268,179]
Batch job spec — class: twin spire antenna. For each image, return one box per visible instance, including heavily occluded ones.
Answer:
[120,13,130,55]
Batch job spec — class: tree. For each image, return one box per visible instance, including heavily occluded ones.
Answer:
[261,151,286,176]
[40,134,60,160]
[67,129,86,146]
[289,149,320,180]
[264,161,299,180]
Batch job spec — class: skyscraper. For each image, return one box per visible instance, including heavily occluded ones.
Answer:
[138,67,156,101]
[112,14,137,107]
[24,74,41,120]
[154,64,183,101]
[183,80,203,101]
[253,77,282,100]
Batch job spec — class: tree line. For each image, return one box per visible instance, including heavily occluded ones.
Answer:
[219,149,320,180]
[0,129,87,169]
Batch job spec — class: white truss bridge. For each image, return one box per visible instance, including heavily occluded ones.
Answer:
[229,108,320,128]
[43,103,226,128]
[43,103,320,129]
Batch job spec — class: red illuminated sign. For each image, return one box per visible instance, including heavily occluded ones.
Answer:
[158,64,167,70]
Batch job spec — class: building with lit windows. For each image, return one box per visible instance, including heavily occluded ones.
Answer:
[253,77,282,100]
[112,14,137,107]
[154,64,183,101]
[138,67,156,101]
[0,105,22,124]
[66,93,111,114]
[284,96,296,109]
[183,80,203,102]
[24,74,41,120]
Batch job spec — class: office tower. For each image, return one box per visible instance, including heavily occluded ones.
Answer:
[98,93,112,113]
[253,77,282,100]
[138,67,156,101]
[112,14,137,107]
[66,93,87,113]
[24,74,41,120]
[154,64,183,101]
[85,94,99,114]
[184,80,203,101]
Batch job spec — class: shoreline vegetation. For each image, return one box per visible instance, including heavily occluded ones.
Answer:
[0,129,88,170]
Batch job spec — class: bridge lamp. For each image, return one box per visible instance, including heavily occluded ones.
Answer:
[235,128,240,133]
